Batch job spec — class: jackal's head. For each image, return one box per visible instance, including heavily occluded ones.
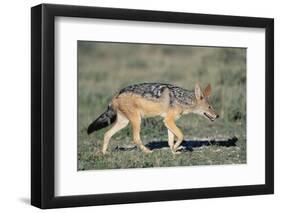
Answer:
[192,83,219,122]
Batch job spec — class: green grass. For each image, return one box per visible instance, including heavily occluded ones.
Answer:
[78,42,246,170]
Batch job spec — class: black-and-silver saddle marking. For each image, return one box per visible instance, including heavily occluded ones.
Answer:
[118,83,195,106]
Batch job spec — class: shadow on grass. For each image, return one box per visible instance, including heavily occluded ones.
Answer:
[115,137,238,152]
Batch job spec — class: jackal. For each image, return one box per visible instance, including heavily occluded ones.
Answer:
[87,83,219,154]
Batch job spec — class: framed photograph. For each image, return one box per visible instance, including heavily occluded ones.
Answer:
[31,3,274,209]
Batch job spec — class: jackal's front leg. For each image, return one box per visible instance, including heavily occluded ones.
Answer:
[164,117,183,154]
[167,129,175,151]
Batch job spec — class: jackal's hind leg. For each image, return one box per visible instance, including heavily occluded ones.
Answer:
[130,115,152,154]
[102,112,129,154]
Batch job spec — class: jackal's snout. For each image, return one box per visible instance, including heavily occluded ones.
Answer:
[203,110,219,122]
[203,105,219,121]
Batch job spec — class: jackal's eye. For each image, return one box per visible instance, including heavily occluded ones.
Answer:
[208,106,211,109]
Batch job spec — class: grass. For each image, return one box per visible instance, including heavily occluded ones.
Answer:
[78,41,246,170]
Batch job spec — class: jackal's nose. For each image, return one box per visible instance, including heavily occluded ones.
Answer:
[216,115,219,119]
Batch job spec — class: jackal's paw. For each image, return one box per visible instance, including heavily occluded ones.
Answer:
[101,150,109,155]
[175,146,184,152]
[171,150,182,155]
[142,148,153,154]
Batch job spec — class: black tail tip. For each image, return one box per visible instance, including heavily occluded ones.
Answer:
[87,125,95,135]
[87,129,94,135]
[87,129,91,135]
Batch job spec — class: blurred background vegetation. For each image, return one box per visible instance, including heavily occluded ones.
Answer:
[78,41,246,170]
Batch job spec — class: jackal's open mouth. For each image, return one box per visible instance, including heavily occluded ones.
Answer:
[204,113,215,121]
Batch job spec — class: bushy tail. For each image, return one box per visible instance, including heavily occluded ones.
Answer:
[87,105,117,135]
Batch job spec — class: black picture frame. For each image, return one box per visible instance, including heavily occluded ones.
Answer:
[31,3,274,209]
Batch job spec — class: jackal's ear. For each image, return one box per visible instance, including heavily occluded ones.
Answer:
[203,84,212,97]
[195,83,203,100]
